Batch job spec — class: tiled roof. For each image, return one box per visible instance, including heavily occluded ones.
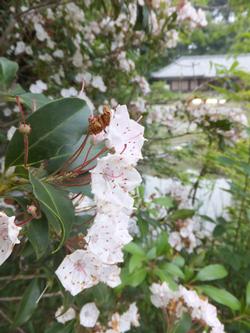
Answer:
[151,54,250,79]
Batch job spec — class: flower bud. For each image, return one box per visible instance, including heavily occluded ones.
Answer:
[27,204,38,218]
[19,123,31,135]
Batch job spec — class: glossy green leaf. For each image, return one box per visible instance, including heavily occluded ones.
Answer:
[169,209,195,221]
[29,173,75,252]
[195,264,228,281]
[124,242,145,256]
[161,262,185,279]
[152,196,173,208]
[146,246,157,260]
[14,279,40,326]
[27,216,49,259]
[5,97,91,168]
[126,268,147,287]
[198,285,241,310]
[154,232,169,256]
[0,57,18,89]
[153,268,179,291]
[129,254,144,273]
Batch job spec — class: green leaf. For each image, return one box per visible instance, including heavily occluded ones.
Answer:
[27,216,49,259]
[153,268,179,291]
[198,285,241,311]
[174,313,192,333]
[146,246,157,260]
[19,93,51,109]
[246,281,250,306]
[154,232,169,256]
[5,97,91,168]
[161,262,185,279]
[124,242,145,256]
[152,196,173,208]
[126,268,147,287]
[29,173,75,252]
[45,321,75,333]
[0,57,18,90]
[195,264,228,281]
[169,209,195,221]
[14,279,40,326]
[129,254,144,273]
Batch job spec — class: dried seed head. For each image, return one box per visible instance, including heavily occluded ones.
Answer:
[19,123,31,135]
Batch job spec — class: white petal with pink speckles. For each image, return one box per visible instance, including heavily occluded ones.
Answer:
[91,154,141,209]
[0,212,21,266]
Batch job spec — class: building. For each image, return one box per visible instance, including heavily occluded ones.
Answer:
[151,54,250,92]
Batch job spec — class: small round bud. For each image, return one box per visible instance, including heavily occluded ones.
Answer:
[19,123,31,135]
[27,204,37,218]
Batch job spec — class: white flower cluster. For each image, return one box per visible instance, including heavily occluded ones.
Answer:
[56,105,145,296]
[168,218,199,254]
[5,0,206,107]
[98,303,140,333]
[146,103,183,132]
[55,302,100,328]
[187,104,248,145]
[0,212,21,266]
[145,179,203,253]
[55,302,139,332]
[132,76,151,96]
[150,282,225,333]
[178,1,207,28]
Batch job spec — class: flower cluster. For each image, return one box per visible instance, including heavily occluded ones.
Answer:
[187,103,248,145]
[56,105,144,295]
[2,1,207,121]
[168,218,199,253]
[0,212,21,266]
[150,282,225,333]
[55,302,139,332]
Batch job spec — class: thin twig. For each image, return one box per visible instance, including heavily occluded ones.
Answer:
[0,309,26,333]
[0,292,62,302]
[0,274,46,281]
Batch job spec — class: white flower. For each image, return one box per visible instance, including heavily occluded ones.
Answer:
[0,212,21,266]
[150,282,179,308]
[55,249,121,296]
[34,23,49,41]
[55,250,99,295]
[86,211,132,264]
[169,231,183,251]
[91,75,107,92]
[75,72,92,85]
[132,76,151,95]
[80,302,100,327]
[29,80,48,94]
[55,306,76,324]
[117,52,135,73]
[96,105,145,165]
[91,154,142,209]
[14,41,26,55]
[120,303,140,328]
[53,49,64,58]
[7,126,16,141]
[108,303,140,332]
[60,87,78,98]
